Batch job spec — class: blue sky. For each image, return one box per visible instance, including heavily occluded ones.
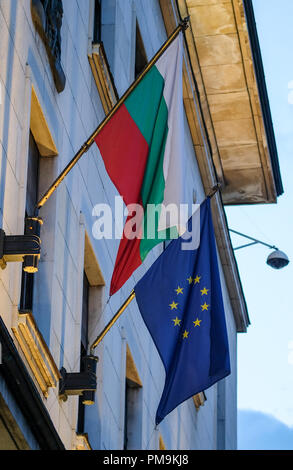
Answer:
[225,0,293,449]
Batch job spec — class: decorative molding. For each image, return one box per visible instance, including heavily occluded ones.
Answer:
[84,231,105,287]
[88,42,118,114]
[30,86,58,157]
[159,434,166,450]
[31,0,66,93]
[126,344,142,388]
[12,313,61,397]
[193,392,206,411]
[0,317,64,449]
[74,433,92,450]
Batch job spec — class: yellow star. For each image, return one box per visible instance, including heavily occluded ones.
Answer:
[200,287,209,296]
[193,318,202,327]
[187,276,193,285]
[201,302,209,311]
[175,286,183,295]
[182,330,189,339]
[194,275,201,284]
[169,301,178,310]
[172,317,181,326]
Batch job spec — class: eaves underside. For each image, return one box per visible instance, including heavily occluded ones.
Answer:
[176,0,283,205]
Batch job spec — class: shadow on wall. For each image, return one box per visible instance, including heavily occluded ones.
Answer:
[238,409,293,450]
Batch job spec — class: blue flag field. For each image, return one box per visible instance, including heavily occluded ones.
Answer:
[134,198,231,425]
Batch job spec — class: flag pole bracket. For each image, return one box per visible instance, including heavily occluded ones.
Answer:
[0,217,43,272]
[207,183,221,199]
[180,16,190,30]
[59,355,99,404]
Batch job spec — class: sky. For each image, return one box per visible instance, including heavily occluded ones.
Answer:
[224,0,293,449]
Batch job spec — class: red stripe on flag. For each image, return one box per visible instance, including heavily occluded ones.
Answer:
[95,104,149,206]
[110,210,143,295]
[95,104,149,295]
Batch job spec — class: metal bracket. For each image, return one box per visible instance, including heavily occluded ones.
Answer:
[59,355,98,405]
[180,16,190,31]
[0,217,42,272]
[207,183,222,199]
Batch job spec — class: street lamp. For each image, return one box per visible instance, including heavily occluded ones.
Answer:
[229,229,289,270]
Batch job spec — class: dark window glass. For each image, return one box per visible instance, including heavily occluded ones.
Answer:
[123,380,130,450]
[26,132,39,216]
[123,376,142,449]
[77,272,90,434]
[81,273,90,351]
[135,22,148,79]
[93,0,102,43]
[19,132,40,313]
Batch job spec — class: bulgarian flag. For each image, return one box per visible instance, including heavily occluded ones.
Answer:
[95,33,188,295]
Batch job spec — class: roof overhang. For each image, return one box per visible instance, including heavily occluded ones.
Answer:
[171,0,283,204]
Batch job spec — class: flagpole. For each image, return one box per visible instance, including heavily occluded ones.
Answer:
[35,17,190,214]
[90,290,136,352]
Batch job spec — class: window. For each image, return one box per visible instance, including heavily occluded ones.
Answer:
[124,379,143,450]
[93,0,102,43]
[19,132,40,313]
[81,272,90,356]
[77,271,90,434]
[12,85,59,398]
[135,22,148,79]
[123,379,131,450]
[92,0,115,71]
[123,345,142,450]
[19,85,58,314]
[76,232,105,436]
[88,0,118,113]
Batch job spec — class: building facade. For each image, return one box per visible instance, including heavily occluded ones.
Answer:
[0,0,282,450]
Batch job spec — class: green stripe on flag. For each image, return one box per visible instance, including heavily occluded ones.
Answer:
[125,66,165,145]
[140,96,168,260]
[125,67,169,260]
[125,65,178,260]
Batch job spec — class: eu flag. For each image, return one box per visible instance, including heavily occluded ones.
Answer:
[134,198,230,425]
